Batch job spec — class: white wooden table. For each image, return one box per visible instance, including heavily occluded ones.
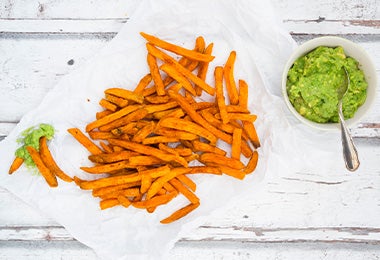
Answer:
[1,1,379,259]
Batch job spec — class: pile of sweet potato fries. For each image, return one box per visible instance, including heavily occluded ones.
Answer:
[9,32,260,224]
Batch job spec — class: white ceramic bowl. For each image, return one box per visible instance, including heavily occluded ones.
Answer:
[281,36,377,131]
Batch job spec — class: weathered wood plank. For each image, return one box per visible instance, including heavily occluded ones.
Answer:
[1,0,378,21]
[1,19,379,35]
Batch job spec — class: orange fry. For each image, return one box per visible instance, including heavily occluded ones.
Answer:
[134,73,153,94]
[39,136,72,182]
[105,94,129,108]
[215,66,229,124]
[244,150,259,174]
[238,79,248,109]
[147,53,165,96]
[26,146,58,187]
[80,160,134,174]
[8,157,24,174]
[99,98,118,112]
[224,51,239,105]
[140,32,214,62]
[170,178,199,204]
[67,128,103,155]
[105,88,144,104]
[160,63,196,96]
[200,152,245,170]
[160,202,200,224]
[231,128,242,160]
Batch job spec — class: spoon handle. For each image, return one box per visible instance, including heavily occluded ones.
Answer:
[338,108,360,171]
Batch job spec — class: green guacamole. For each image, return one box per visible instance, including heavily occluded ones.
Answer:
[286,46,367,123]
[15,124,55,167]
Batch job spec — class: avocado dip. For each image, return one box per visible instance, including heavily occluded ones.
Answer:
[286,46,367,123]
[15,124,55,167]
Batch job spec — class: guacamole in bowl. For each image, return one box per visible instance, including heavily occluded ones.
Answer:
[281,36,377,131]
[286,46,367,123]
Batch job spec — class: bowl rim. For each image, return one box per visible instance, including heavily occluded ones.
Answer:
[281,36,377,131]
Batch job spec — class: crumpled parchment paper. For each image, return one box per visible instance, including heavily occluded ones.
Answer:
[0,0,342,259]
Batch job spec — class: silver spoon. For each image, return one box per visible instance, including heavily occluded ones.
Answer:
[337,67,360,171]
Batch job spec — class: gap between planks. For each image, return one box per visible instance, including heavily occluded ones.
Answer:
[1,225,379,244]
[0,18,379,34]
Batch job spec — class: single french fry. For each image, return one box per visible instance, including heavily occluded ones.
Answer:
[117,195,132,208]
[128,155,164,166]
[196,43,214,95]
[99,98,118,112]
[147,53,165,96]
[8,157,24,174]
[154,127,198,141]
[86,105,141,132]
[140,32,214,62]
[132,121,155,143]
[176,175,196,192]
[105,94,129,108]
[79,173,141,190]
[104,88,144,104]
[238,79,248,109]
[100,198,120,210]
[100,187,141,200]
[88,150,139,164]
[192,140,226,156]
[217,165,245,180]
[67,128,103,155]
[108,139,188,167]
[80,160,134,174]
[98,108,148,132]
[226,105,249,113]
[242,121,261,148]
[170,178,199,204]
[200,152,245,170]
[144,101,178,114]
[133,192,177,209]
[228,113,257,123]
[134,73,153,94]
[88,131,116,140]
[231,128,242,160]
[153,108,185,120]
[160,202,200,224]
[187,166,222,175]
[215,66,229,124]
[142,86,156,97]
[142,136,179,145]
[92,181,140,197]
[159,117,217,144]
[224,51,239,105]
[96,110,113,120]
[39,136,72,182]
[244,150,259,174]
[26,146,58,187]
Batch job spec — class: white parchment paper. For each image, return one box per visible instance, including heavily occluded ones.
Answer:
[0,0,342,259]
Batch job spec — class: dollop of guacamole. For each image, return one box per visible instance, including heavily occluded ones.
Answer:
[15,124,55,167]
[286,46,367,123]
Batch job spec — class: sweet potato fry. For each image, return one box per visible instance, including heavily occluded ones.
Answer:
[105,94,129,108]
[108,139,188,167]
[215,66,229,124]
[88,150,139,164]
[244,150,259,174]
[100,198,120,210]
[86,105,141,132]
[88,131,116,140]
[67,128,103,155]
[145,94,170,104]
[140,32,214,62]
[242,121,261,148]
[134,73,152,94]
[231,128,242,160]
[80,160,134,174]
[26,146,58,187]
[132,121,155,143]
[142,136,179,145]
[224,51,239,105]
[96,110,113,120]
[187,166,222,175]
[104,88,144,104]
[128,155,164,166]
[176,174,196,192]
[160,202,200,224]
[154,127,198,141]
[8,157,24,174]
[170,178,199,204]
[147,53,165,96]
[117,195,132,208]
[99,98,118,112]
[238,79,248,109]
[98,108,148,132]
[196,43,214,95]
[159,117,217,144]
[228,113,257,123]
[39,136,72,182]
[200,152,245,170]
[192,140,226,156]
